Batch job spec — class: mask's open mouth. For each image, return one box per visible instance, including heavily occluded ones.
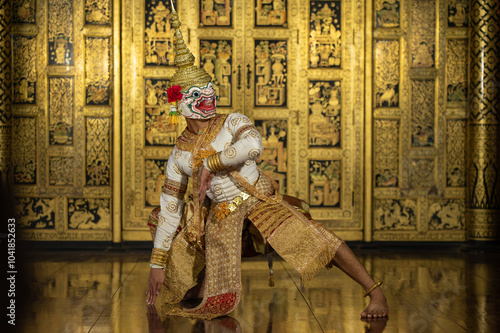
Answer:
[196,96,216,113]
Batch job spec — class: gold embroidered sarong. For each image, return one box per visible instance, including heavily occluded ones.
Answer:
[154,172,344,320]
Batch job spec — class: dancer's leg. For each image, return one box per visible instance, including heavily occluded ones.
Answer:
[329,243,389,318]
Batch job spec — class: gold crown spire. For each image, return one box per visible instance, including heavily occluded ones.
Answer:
[169,0,212,91]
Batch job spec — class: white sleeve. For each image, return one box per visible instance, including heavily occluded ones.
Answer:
[210,113,263,170]
[150,149,188,269]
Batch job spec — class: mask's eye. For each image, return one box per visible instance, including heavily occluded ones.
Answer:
[193,91,200,98]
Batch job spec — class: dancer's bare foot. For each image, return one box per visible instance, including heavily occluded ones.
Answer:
[360,288,389,318]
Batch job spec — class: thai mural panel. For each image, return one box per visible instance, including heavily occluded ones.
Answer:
[13,117,36,185]
[255,0,287,27]
[13,35,36,104]
[309,0,341,68]
[145,79,180,146]
[145,159,168,207]
[13,0,35,23]
[255,120,287,193]
[411,159,435,188]
[375,0,399,28]
[411,0,435,67]
[446,120,466,187]
[428,199,465,230]
[374,119,399,187]
[411,80,435,147]
[145,0,177,66]
[86,117,110,186]
[309,160,341,208]
[448,0,469,27]
[254,40,287,107]
[68,198,111,230]
[199,0,232,27]
[446,39,467,105]
[15,197,56,229]
[375,40,399,108]
[308,80,341,148]
[48,0,74,65]
[49,77,74,145]
[200,40,232,107]
[49,157,74,186]
[85,37,110,105]
[85,0,111,25]
[374,199,417,231]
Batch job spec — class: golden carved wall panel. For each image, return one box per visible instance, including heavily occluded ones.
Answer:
[374,40,399,108]
[375,0,399,28]
[372,0,467,241]
[255,0,287,27]
[446,39,467,106]
[309,0,341,68]
[446,120,465,187]
[48,77,74,145]
[13,35,36,104]
[48,0,74,65]
[200,0,232,27]
[411,0,435,68]
[85,37,110,105]
[308,80,341,147]
[144,0,177,66]
[13,0,115,241]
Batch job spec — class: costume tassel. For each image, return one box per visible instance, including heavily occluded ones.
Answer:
[168,102,180,125]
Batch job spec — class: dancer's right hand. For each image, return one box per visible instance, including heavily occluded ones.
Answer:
[147,267,165,305]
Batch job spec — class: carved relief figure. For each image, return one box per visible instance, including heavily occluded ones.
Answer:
[309,81,341,147]
[412,0,435,68]
[200,40,233,107]
[255,0,287,27]
[145,0,176,66]
[375,40,399,107]
[48,0,73,65]
[68,198,111,229]
[145,79,179,146]
[374,199,417,230]
[429,200,464,230]
[411,80,435,147]
[86,37,110,105]
[255,40,287,106]
[446,120,466,187]
[200,0,232,26]
[446,40,467,104]
[13,0,35,23]
[376,0,399,28]
[255,120,287,192]
[309,160,341,207]
[13,35,36,104]
[448,0,468,27]
[145,159,168,206]
[49,77,74,145]
[15,198,55,229]
[85,0,111,25]
[309,1,341,68]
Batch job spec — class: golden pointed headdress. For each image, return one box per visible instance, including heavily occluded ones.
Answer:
[169,1,212,91]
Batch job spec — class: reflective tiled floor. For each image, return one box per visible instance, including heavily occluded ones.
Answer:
[17,247,500,332]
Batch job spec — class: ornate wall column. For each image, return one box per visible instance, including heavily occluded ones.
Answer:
[0,0,13,216]
[467,0,500,241]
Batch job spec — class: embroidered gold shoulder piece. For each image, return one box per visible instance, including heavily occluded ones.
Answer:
[175,114,229,152]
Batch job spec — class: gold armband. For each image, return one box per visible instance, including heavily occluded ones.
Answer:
[207,152,225,172]
[150,247,169,268]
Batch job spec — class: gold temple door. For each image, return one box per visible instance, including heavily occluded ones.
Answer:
[121,0,366,242]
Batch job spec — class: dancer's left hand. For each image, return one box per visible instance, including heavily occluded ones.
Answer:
[199,166,215,202]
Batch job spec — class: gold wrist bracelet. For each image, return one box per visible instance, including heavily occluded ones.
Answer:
[364,281,383,297]
[208,154,216,172]
[150,248,169,267]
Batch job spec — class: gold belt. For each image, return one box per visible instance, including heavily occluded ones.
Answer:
[213,191,251,222]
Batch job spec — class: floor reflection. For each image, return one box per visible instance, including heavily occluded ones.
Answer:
[17,249,500,333]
